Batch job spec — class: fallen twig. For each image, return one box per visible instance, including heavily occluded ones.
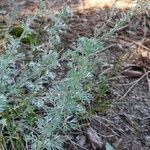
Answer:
[120,71,150,100]
[144,69,150,92]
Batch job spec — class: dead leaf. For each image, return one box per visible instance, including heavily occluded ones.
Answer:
[87,127,103,150]
[76,135,86,146]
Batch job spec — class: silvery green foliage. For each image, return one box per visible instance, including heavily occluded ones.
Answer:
[77,37,102,55]
[58,5,73,18]
[0,4,104,150]
[0,95,7,112]
[99,10,133,40]
[25,36,102,149]
[106,143,114,150]
[38,0,47,16]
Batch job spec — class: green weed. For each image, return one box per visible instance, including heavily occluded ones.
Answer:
[9,26,24,38]
[9,26,39,45]
[88,77,112,114]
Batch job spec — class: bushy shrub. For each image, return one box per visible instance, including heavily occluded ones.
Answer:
[0,0,135,149]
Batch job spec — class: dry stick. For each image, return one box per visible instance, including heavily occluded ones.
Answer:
[115,24,129,32]
[141,15,148,43]
[136,41,150,52]
[93,116,130,138]
[92,117,120,137]
[144,69,150,92]
[108,75,127,80]
[97,44,117,53]
[91,32,145,57]
[115,35,150,52]
[94,0,119,38]
[70,140,88,150]
[89,44,117,58]
[120,71,150,100]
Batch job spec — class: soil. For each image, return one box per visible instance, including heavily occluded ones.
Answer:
[1,0,150,150]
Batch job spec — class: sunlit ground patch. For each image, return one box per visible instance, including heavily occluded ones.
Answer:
[77,0,136,11]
